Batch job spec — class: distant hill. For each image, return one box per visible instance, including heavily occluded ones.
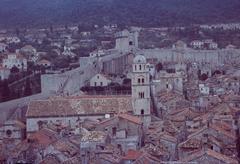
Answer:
[0,0,240,28]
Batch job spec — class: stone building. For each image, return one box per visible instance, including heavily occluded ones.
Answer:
[96,114,143,152]
[102,53,134,75]
[0,120,26,145]
[115,29,139,52]
[90,73,112,87]
[153,70,184,94]
[2,53,27,70]
[131,55,151,128]
[26,95,133,134]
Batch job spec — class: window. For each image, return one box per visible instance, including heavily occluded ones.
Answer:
[100,82,103,86]
[129,41,133,45]
[135,65,137,71]
[97,76,99,79]
[138,78,141,84]
[166,84,169,89]
[112,127,117,136]
[94,82,97,86]
[139,92,145,98]
[139,65,142,70]
[6,130,12,137]
[141,109,144,115]
[142,78,145,83]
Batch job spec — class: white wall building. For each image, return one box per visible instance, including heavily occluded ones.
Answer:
[90,49,105,58]
[90,73,112,87]
[190,40,204,49]
[0,67,10,80]
[199,84,210,95]
[6,36,21,44]
[62,46,76,57]
[2,53,27,70]
[26,96,133,134]
[0,43,8,53]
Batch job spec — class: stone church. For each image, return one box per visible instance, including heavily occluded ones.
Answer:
[26,54,152,134]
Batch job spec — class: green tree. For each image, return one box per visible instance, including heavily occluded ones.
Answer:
[24,78,32,96]
[10,66,19,73]
[1,80,10,102]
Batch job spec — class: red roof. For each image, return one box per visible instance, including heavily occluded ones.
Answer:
[28,128,57,147]
[122,149,143,160]
[118,114,142,125]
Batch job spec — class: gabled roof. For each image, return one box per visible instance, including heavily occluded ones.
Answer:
[122,149,143,160]
[52,138,79,157]
[40,154,60,164]
[133,152,161,164]
[62,156,81,164]
[28,128,58,147]
[27,95,133,118]
[188,123,236,140]
[118,114,142,125]
[178,138,201,149]
[11,140,30,158]
[181,149,238,164]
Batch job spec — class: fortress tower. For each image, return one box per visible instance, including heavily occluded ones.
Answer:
[115,29,139,52]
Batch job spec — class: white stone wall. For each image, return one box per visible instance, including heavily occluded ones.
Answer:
[0,69,10,80]
[2,56,27,70]
[41,63,97,95]
[0,124,22,141]
[90,74,111,87]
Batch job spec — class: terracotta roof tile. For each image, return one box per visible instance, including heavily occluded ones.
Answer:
[28,128,58,147]
[122,149,143,160]
[181,149,238,164]
[118,114,142,125]
[27,95,133,117]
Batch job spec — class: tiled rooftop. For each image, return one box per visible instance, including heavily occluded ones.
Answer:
[27,95,133,117]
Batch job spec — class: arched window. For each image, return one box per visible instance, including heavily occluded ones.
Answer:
[139,92,145,98]
[138,78,141,84]
[142,78,145,83]
[141,109,144,115]
[139,65,142,70]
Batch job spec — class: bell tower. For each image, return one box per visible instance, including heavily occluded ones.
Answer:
[132,54,151,128]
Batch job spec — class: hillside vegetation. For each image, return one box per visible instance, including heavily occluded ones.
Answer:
[0,0,240,28]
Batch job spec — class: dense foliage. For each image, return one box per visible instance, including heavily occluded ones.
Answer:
[0,0,240,28]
